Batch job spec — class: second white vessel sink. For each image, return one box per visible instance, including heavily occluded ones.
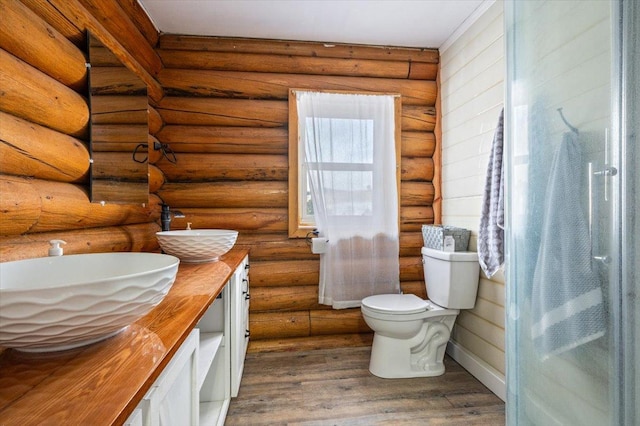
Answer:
[0,252,179,352]
[156,229,238,263]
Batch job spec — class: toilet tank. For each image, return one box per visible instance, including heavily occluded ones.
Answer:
[421,247,480,309]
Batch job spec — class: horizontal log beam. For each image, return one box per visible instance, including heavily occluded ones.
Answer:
[158,35,439,64]
[402,105,437,132]
[89,96,148,125]
[250,259,319,287]
[90,124,147,146]
[0,0,87,92]
[0,175,161,235]
[159,50,426,80]
[159,69,435,106]
[400,280,427,300]
[89,66,147,95]
[157,98,288,127]
[400,206,434,231]
[310,309,371,335]
[158,153,288,182]
[0,222,160,262]
[91,152,148,181]
[400,255,424,282]
[249,311,310,340]
[20,0,84,47]
[148,164,165,193]
[170,208,288,233]
[402,131,436,157]
[401,182,435,206]
[157,126,288,155]
[248,334,373,352]
[0,175,40,235]
[0,111,89,183]
[402,157,434,181]
[158,181,288,208]
[236,233,315,260]
[148,105,163,135]
[250,285,320,313]
[0,48,89,138]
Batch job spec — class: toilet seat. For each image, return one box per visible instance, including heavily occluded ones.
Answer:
[362,294,428,314]
[361,294,459,322]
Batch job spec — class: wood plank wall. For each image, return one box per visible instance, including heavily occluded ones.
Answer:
[0,0,162,261]
[154,35,439,350]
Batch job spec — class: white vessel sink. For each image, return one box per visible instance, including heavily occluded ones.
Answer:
[156,229,238,263]
[0,252,179,352]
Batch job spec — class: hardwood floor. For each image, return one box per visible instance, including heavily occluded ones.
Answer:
[226,346,505,425]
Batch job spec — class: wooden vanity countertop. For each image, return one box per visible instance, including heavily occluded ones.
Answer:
[0,248,249,425]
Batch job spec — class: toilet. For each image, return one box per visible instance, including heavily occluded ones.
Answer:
[361,247,479,378]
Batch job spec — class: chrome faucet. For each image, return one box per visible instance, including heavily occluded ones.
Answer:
[160,204,185,231]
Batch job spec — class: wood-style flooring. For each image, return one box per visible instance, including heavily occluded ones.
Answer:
[226,346,505,425]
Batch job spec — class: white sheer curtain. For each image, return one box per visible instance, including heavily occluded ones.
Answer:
[297,91,400,309]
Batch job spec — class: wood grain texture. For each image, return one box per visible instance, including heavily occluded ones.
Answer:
[158,69,436,105]
[0,175,161,236]
[0,0,87,92]
[0,48,89,138]
[157,126,288,154]
[159,49,414,79]
[159,35,439,64]
[0,222,160,262]
[48,0,164,101]
[158,181,288,208]
[157,97,288,127]
[77,0,162,76]
[0,249,249,425]
[157,153,288,182]
[115,0,159,47]
[0,111,89,183]
[226,346,505,425]
[20,0,84,47]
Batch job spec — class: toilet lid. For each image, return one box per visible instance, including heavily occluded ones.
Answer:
[362,294,429,314]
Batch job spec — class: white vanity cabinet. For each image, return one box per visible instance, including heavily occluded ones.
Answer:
[198,254,250,422]
[230,255,250,397]
[125,255,249,426]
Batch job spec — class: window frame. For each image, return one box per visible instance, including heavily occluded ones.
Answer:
[288,89,402,238]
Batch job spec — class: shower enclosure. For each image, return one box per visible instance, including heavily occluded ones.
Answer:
[505,1,638,424]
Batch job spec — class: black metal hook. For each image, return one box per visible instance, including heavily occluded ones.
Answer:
[132,143,148,163]
[153,141,178,164]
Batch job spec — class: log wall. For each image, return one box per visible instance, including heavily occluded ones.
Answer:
[0,0,162,262]
[154,36,439,349]
[0,1,440,351]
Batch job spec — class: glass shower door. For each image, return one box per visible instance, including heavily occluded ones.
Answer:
[505,1,638,424]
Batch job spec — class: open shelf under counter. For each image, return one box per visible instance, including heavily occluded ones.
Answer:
[198,332,224,390]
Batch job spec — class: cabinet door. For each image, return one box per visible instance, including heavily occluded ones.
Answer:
[146,329,199,426]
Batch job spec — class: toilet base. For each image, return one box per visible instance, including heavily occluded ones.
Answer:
[368,317,455,379]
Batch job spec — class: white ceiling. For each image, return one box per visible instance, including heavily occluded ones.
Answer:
[138,0,487,49]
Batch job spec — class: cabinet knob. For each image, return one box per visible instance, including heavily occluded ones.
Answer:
[244,292,251,300]
[244,264,250,270]
[245,330,250,338]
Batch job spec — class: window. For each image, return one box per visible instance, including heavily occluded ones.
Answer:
[288,90,401,238]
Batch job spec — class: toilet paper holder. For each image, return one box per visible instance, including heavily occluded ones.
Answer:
[305,229,329,254]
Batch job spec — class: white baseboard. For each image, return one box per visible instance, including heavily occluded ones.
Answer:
[446,340,506,401]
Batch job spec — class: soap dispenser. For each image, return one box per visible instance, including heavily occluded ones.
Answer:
[48,240,66,256]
